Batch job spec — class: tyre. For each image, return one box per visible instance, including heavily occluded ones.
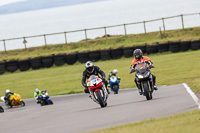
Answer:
[95,91,105,108]
[123,46,135,58]
[54,54,66,66]
[169,42,181,53]
[0,62,6,75]
[180,41,191,51]
[0,106,4,113]
[143,82,152,100]
[77,52,89,63]
[42,55,54,68]
[40,100,45,106]
[146,45,158,54]
[66,53,77,65]
[113,85,118,94]
[6,60,18,73]
[191,40,200,50]
[89,51,100,62]
[158,43,169,53]
[48,100,53,105]
[30,57,42,70]
[18,59,30,71]
[21,101,25,107]
[100,49,111,61]
[111,48,123,59]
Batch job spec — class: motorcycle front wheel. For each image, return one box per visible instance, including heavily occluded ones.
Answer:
[143,82,152,100]
[95,91,106,108]
[21,101,25,107]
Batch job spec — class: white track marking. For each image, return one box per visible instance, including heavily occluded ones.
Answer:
[183,83,200,109]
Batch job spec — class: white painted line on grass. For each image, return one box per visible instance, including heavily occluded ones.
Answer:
[183,83,200,109]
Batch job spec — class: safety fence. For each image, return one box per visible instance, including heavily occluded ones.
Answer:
[0,12,200,51]
[0,39,200,75]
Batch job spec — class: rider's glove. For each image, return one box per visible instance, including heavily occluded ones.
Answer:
[130,69,135,74]
[149,65,155,69]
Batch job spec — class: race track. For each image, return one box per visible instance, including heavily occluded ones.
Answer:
[0,84,199,133]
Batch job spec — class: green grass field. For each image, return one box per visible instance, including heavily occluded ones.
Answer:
[88,110,200,133]
[0,49,200,99]
[0,27,200,61]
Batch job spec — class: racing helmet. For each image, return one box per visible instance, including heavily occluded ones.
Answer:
[35,88,39,94]
[133,49,143,60]
[112,69,118,75]
[85,61,94,73]
[6,89,10,94]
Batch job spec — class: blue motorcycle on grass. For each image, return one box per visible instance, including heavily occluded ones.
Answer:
[109,76,120,94]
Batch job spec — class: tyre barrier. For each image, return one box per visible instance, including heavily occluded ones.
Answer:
[123,46,135,58]
[111,48,123,59]
[42,55,54,68]
[66,53,77,65]
[169,41,181,53]
[158,43,169,53]
[6,60,18,73]
[30,57,42,70]
[180,41,191,51]
[100,49,111,61]
[18,59,30,71]
[146,45,158,54]
[89,51,100,62]
[54,54,66,66]
[134,45,146,54]
[0,62,6,75]
[191,40,200,50]
[77,52,89,63]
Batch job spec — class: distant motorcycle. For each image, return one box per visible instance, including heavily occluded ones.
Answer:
[109,76,120,94]
[1,93,25,108]
[87,75,109,108]
[130,62,154,100]
[0,106,4,113]
[39,90,53,106]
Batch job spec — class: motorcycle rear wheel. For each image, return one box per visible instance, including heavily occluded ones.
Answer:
[96,91,106,108]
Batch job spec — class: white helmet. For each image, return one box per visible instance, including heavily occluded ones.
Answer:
[35,88,39,93]
[6,89,10,94]
[112,69,118,74]
[85,61,94,73]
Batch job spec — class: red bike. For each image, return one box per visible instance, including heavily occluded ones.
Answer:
[87,75,109,108]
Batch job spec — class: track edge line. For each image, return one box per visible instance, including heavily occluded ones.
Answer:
[182,83,200,109]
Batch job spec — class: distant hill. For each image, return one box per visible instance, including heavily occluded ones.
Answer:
[0,0,103,15]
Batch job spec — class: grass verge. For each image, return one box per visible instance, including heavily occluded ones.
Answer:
[0,50,200,99]
[0,27,200,61]
[88,110,200,133]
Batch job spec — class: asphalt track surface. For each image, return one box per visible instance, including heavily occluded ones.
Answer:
[0,84,199,133]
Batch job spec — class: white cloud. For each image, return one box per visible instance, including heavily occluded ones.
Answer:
[0,0,26,6]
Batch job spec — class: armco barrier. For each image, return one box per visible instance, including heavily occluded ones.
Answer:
[42,55,54,68]
[146,45,158,54]
[1,39,200,75]
[0,62,6,74]
[54,54,66,66]
[191,40,200,50]
[89,51,100,62]
[66,53,77,65]
[180,41,191,51]
[6,60,18,73]
[100,49,111,61]
[30,57,42,70]
[123,46,135,58]
[18,59,30,71]
[111,48,123,59]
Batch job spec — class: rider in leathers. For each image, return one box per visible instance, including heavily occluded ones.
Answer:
[82,61,109,94]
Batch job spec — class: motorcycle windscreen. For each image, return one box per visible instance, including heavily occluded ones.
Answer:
[136,62,148,74]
